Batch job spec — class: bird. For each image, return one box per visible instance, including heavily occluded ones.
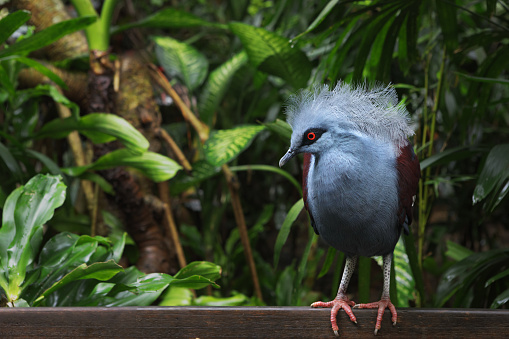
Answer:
[279,82,420,336]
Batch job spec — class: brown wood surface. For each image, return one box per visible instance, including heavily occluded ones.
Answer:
[0,306,508,338]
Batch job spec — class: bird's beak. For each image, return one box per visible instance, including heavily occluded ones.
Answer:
[279,148,296,167]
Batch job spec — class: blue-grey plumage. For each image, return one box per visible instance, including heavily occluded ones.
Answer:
[305,138,400,257]
[279,82,420,336]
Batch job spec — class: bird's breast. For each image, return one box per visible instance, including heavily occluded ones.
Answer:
[305,149,400,257]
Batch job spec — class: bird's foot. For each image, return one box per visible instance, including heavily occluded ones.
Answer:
[311,297,357,336]
[354,297,397,335]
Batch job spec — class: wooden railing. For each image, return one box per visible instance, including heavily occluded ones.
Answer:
[0,307,508,338]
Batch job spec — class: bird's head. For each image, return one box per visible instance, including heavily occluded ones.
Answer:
[279,82,414,168]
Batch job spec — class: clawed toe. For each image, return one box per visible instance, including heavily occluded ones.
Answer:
[356,298,397,335]
[311,297,357,335]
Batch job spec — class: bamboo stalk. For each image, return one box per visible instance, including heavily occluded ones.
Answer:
[163,203,187,269]
[158,182,187,269]
[152,69,262,301]
[147,64,210,143]
[54,91,96,230]
[222,165,264,302]
[156,128,192,173]
[91,183,99,237]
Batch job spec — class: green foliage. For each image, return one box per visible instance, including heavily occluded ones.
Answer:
[0,16,96,58]
[2,0,508,311]
[436,242,509,308]
[0,174,220,307]
[0,174,66,302]
[204,125,265,167]
[153,36,208,91]
[0,12,180,196]
[62,148,182,183]
[0,10,31,45]
[112,8,226,34]
[199,51,249,126]
[229,22,312,88]
[274,199,304,268]
[36,113,150,153]
[472,144,509,214]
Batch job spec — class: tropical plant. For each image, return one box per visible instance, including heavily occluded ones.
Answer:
[1,0,507,310]
[0,174,220,307]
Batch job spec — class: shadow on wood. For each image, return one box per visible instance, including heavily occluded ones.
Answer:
[0,307,508,338]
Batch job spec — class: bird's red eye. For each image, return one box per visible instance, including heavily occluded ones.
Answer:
[307,132,316,141]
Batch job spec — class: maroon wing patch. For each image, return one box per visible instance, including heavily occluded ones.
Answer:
[396,143,421,233]
[303,153,319,235]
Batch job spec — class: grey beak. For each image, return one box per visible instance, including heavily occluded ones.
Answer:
[279,148,296,167]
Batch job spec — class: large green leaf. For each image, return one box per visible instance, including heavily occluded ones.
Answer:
[0,10,31,45]
[159,286,194,306]
[273,198,304,268]
[112,8,226,34]
[419,146,484,170]
[24,233,102,305]
[436,0,458,52]
[34,260,123,305]
[0,174,66,302]
[203,125,265,167]
[171,261,221,290]
[491,289,509,309]
[89,268,173,307]
[472,144,509,213]
[292,0,340,41]
[170,274,219,290]
[62,148,182,182]
[37,113,149,154]
[229,22,311,88]
[198,51,248,126]
[351,6,400,81]
[435,248,509,307]
[153,36,208,91]
[0,16,97,58]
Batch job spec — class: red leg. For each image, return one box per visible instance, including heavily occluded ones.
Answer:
[311,256,358,336]
[355,253,397,335]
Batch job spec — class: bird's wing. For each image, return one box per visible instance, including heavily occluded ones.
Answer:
[396,143,421,234]
[303,153,319,235]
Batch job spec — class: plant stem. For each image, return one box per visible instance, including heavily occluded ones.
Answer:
[148,64,210,143]
[222,164,264,302]
[71,0,119,51]
[418,47,447,269]
[417,53,430,269]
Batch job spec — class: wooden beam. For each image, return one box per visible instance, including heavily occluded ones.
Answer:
[0,307,507,338]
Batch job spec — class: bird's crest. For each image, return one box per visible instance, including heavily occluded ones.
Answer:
[285,82,414,150]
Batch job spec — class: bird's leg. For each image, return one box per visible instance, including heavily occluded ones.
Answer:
[354,253,398,335]
[311,255,358,336]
